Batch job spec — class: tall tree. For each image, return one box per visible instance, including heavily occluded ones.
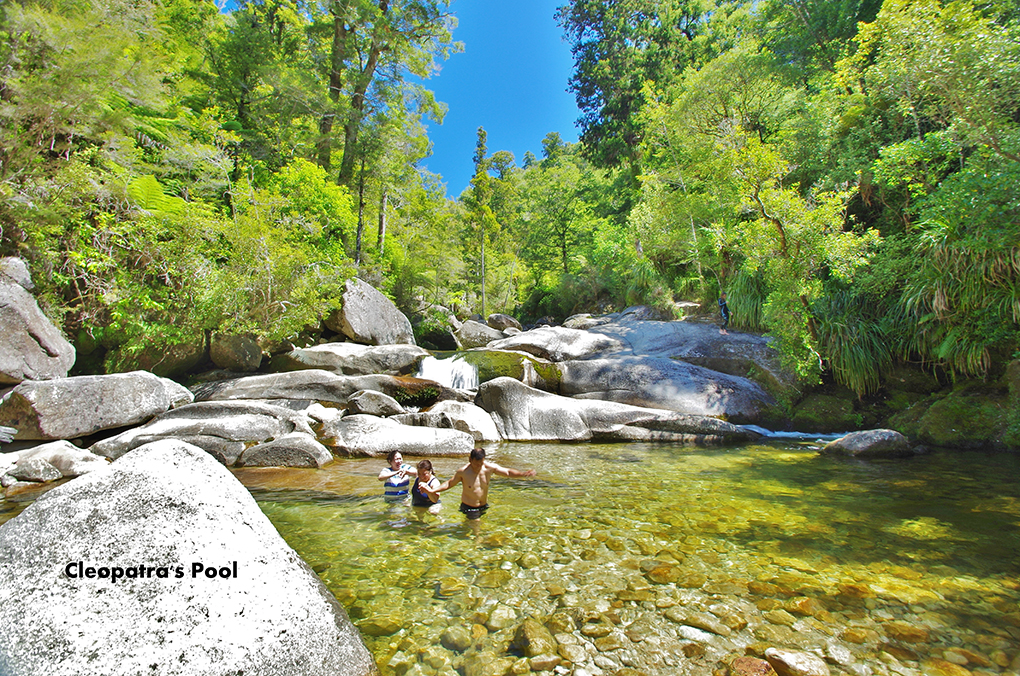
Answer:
[555,0,712,169]
[312,0,457,187]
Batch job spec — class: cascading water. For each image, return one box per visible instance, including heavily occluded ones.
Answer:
[415,355,479,390]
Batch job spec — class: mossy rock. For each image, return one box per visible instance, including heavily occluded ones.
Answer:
[887,397,937,440]
[791,394,861,433]
[1005,361,1020,450]
[915,382,1010,450]
[883,365,943,394]
[459,349,561,391]
[390,376,442,408]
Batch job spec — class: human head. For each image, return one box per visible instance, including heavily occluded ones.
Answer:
[417,459,433,477]
[387,450,403,468]
[721,292,726,299]
[469,447,485,467]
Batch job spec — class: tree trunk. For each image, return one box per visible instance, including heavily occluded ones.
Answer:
[317,4,348,172]
[338,0,387,187]
[480,224,486,317]
[377,189,387,255]
[355,158,366,264]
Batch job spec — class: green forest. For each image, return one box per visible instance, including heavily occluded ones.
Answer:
[1,0,1018,398]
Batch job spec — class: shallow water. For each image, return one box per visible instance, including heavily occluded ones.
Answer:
[240,442,1020,675]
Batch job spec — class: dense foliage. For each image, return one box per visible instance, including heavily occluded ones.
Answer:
[1,0,1017,394]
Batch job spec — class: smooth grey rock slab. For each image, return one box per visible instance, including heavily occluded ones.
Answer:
[0,371,193,440]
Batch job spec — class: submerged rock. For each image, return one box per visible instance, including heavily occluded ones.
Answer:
[0,439,377,676]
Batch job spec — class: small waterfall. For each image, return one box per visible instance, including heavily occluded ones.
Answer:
[416,355,479,390]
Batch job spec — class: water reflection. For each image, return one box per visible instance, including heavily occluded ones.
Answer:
[247,442,1020,675]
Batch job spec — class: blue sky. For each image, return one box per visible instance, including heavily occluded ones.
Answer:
[418,0,580,198]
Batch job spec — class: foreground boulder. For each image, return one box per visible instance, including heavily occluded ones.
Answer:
[0,258,75,385]
[0,440,377,676]
[558,356,777,424]
[326,277,415,346]
[271,342,429,376]
[0,371,194,441]
[89,400,315,463]
[477,377,758,444]
[322,414,474,457]
[822,429,914,459]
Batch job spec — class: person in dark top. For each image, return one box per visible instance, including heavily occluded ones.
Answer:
[411,459,442,515]
[719,291,730,335]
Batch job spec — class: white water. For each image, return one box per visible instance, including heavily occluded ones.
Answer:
[415,355,479,390]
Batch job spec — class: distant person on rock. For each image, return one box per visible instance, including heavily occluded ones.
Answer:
[378,450,416,503]
[419,447,535,520]
[411,459,442,516]
[719,291,731,335]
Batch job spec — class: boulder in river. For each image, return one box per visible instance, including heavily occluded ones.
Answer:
[237,432,334,468]
[322,414,474,457]
[192,369,457,409]
[0,371,194,441]
[822,429,914,459]
[454,320,505,349]
[477,377,758,444]
[0,258,75,385]
[0,440,108,479]
[558,355,778,425]
[0,439,377,676]
[487,325,623,362]
[89,400,315,462]
[270,342,428,376]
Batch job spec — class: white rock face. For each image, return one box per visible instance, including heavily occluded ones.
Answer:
[0,439,377,676]
[0,258,76,385]
[329,278,415,346]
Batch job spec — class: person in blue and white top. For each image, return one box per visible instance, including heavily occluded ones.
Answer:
[378,450,416,502]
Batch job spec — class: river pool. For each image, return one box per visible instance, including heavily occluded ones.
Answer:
[235,441,1020,676]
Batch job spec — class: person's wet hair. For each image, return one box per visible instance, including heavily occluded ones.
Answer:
[469,448,485,462]
[417,459,433,473]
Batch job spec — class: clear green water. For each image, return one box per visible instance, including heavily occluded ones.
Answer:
[240,441,1020,675]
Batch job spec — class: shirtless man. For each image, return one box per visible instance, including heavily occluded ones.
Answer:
[420,448,536,520]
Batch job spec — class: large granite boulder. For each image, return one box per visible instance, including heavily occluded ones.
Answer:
[326,278,414,346]
[558,356,778,424]
[347,390,405,417]
[427,400,501,442]
[454,320,505,349]
[237,432,334,468]
[487,326,623,362]
[89,400,315,463]
[322,414,474,457]
[487,313,522,332]
[0,371,194,441]
[192,369,454,409]
[0,258,75,384]
[822,429,914,459]
[476,377,758,444]
[0,440,377,676]
[209,332,262,372]
[589,319,798,397]
[271,342,428,376]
